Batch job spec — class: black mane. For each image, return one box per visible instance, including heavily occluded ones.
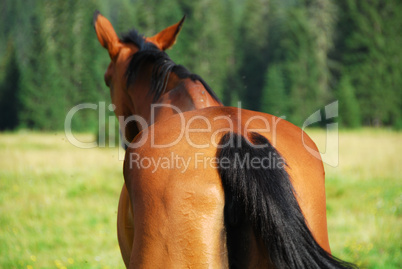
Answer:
[121,30,221,103]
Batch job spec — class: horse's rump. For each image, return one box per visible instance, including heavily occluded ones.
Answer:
[122,107,337,267]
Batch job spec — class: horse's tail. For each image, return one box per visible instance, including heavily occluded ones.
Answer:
[217,132,357,269]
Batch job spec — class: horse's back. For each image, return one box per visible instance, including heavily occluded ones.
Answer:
[123,106,330,267]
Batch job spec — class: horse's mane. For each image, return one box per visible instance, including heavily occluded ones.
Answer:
[121,30,221,103]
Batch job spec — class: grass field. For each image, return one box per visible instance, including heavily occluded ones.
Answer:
[0,130,401,268]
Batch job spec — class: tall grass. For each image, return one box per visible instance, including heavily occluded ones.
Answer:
[306,128,402,268]
[0,130,401,268]
[0,132,125,269]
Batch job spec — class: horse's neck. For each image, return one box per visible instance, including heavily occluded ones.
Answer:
[153,78,222,122]
[129,75,222,130]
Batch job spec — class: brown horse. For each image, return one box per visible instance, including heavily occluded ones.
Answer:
[94,11,356,269]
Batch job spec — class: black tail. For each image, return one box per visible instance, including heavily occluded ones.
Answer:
[217,132,357,269]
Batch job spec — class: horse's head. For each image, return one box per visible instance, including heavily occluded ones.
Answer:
[93,11,185,143]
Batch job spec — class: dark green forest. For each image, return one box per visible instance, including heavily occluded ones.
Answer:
[0,0,401,131]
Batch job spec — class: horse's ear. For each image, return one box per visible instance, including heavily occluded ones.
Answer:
[93,11,121,60]
[146,16,186,51]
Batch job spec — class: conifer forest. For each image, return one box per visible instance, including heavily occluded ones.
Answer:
[0,0,401,131]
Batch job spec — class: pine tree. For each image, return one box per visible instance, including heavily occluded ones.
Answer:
[276,6,321,125]
[333,0,402,126]
[221,0,244,106]
[337,75,361,128]
[259,0,338,126]
[172,0,233,99]
[0,42,21,130]
[261,64,288,117]
[19,9,58,130]
[236,0,270,111]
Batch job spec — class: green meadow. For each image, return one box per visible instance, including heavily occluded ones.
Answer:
[0,130,401,268]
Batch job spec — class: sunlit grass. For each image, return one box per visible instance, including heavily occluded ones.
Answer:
[306,128,402,268]
[0,132,125,269]
[1,130,401,268]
